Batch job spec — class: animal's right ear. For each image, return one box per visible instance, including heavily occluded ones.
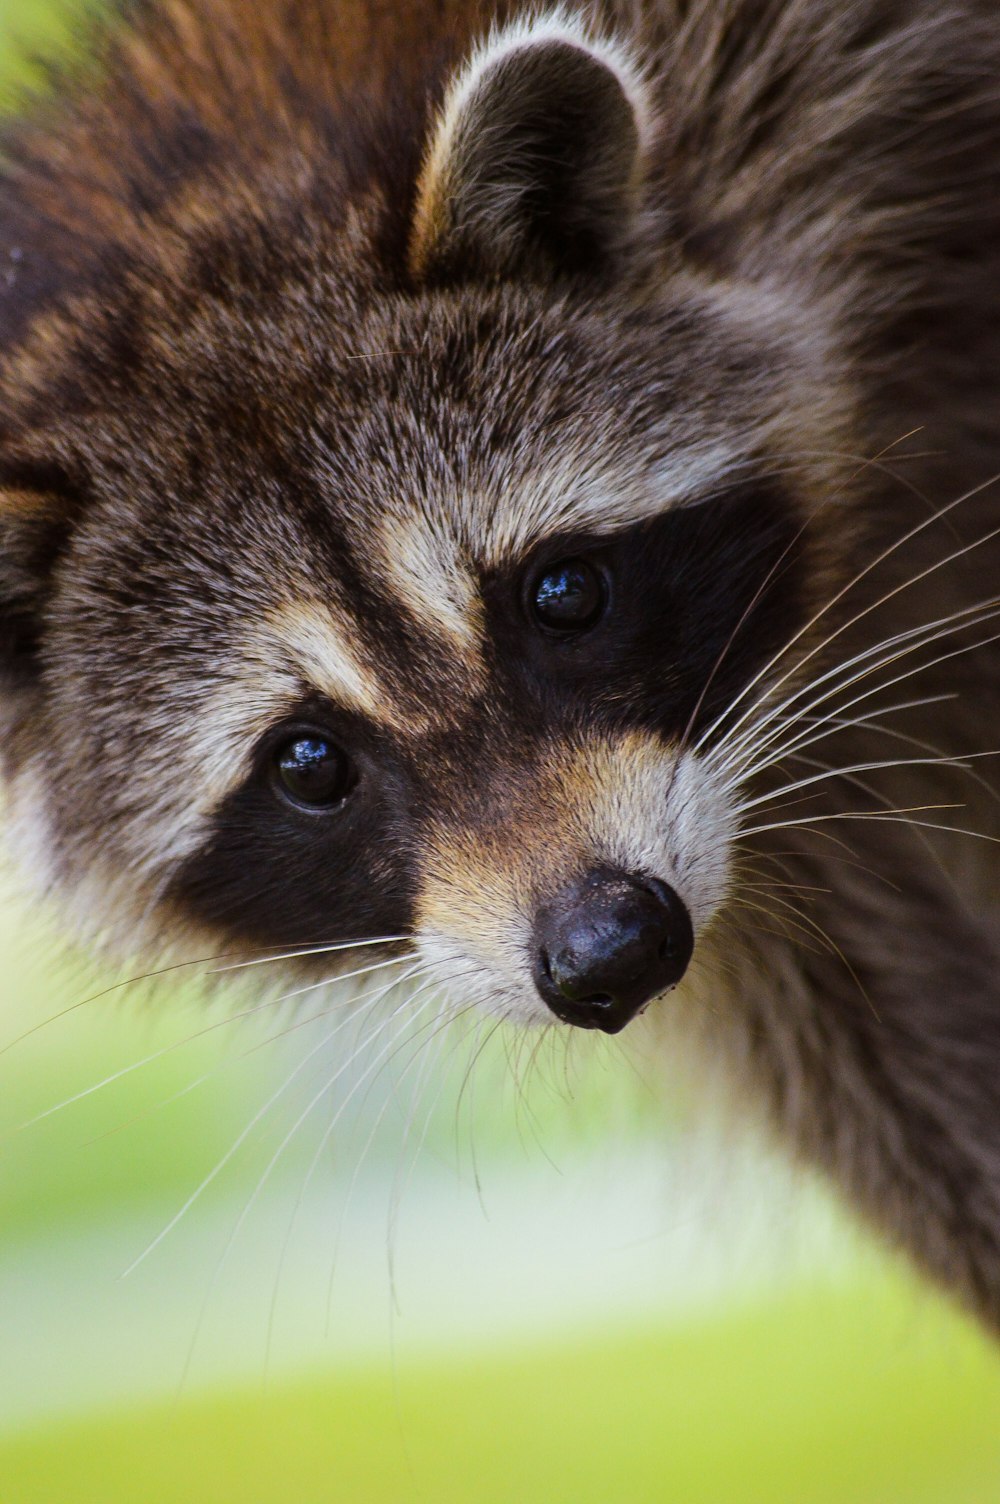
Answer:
[0,474,74,699]
[409,15,652,283]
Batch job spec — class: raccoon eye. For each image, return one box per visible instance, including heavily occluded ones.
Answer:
[531,559,606,633]
[271,733,355,810]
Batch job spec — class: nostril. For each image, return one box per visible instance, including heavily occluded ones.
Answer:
[539,948,613,1008]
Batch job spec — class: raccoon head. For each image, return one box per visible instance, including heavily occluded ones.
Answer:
[0,12,847,1032]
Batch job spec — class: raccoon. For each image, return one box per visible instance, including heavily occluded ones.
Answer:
[2,0,1000,1326]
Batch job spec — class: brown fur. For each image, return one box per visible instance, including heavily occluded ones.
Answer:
[2,0,1000,1330]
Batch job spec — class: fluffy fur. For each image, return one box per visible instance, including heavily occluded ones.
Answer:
[2,0,1000,1327]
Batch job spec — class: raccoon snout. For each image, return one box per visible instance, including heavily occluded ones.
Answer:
[532,870,694,1034]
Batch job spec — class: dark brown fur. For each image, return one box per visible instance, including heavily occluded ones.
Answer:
[2,0,1000,1331]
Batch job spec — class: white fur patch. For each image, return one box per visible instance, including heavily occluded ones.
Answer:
[375,511,485,670]
[471,439,746,568]
[105,599,419,881]
[189,599,420,806]
[266,600,388,716]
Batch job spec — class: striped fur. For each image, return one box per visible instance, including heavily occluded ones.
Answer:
[2,0,1000,1327]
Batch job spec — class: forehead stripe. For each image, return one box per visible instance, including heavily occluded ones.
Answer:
[263,600,392,723]
[180,599,409,838]
[376,513,485,674]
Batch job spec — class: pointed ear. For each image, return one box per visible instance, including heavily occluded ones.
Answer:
[410,16,651,283]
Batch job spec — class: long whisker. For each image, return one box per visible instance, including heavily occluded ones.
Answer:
[204,968,457,1359]
[724,693,956,789]
[729,896,829,958]
[452,1013,509,1186]
[9,953,411,1138]
[738,808,1000,846]
[673,505,819,762]
[738,840,903,891]
[324,973,489,1338]
[716,619,1000,811]
[181,975,442,1388]
[784,753,971,900]
[120,962,420,1279]
[721,594,1000,772]
[80,961,419,1149]
[733,890,878,1017]
[232,951,409,1008]
[694,472,1000,758]
[0,935,409,1060]
[660,437,927,794]
[382,990,490,1305]
[209,936,409,975]
[732,751,999,819]
[268,974,470,1379]
[805,711,1000,811]
[721,585,1000,778]
[712,597,1000,782]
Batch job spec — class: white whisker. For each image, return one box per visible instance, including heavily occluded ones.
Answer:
[733,752,998,819]
[209,936,409,975]
[120,962,416,1279]
[695,473,1000,759]
[712,597,1000,783]
[182,975,440,1385]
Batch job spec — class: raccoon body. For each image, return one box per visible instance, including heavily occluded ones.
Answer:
[2,0,1000,1325]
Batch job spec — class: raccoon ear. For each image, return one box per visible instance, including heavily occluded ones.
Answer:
[410,18,651,282]
[0,473,75,697]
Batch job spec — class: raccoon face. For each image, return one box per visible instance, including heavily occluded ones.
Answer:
[0,15,841,1032]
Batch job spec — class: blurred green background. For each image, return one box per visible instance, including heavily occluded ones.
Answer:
[2,4,1000,1500]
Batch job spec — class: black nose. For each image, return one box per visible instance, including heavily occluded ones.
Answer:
[533,869,694,1034]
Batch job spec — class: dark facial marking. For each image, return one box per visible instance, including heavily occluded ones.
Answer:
[169,704,417,952]
[483,481,808,745]
[169,483,805,952]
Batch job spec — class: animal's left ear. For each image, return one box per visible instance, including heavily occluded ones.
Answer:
[410,16,652,283]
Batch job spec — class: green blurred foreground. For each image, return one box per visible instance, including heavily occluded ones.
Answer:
[3,4,1000,1501]
[2,1285,1000,1504]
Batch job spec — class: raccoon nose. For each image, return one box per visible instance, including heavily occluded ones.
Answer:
[533,869,694,1034]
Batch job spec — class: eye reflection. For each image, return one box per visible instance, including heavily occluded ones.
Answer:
[272,733,355,809]
[531,559,606,633]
